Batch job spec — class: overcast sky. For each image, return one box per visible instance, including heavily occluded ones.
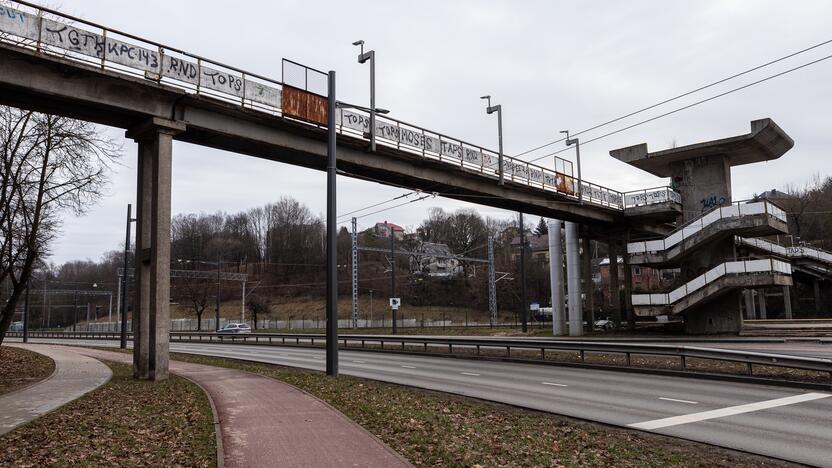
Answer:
[41,0,832,264]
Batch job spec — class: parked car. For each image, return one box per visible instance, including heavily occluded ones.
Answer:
[218,323,251,334]
[9,321,23,332]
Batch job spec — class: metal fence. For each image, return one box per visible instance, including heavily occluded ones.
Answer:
[11,331,832,386]
[738,237,832,265]
[0,0,682,212]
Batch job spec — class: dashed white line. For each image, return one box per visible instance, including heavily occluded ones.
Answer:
[541,382,568,387]
[659,397,698,405]
[351,360,366,364]
[400,365,417,369]
[461,372,481,376]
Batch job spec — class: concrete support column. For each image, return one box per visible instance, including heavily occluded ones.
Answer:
[564,222,582,336]
[813,280,822,315]
[127,118,185,381]
[608,238,620,325]
[783,286,793,319]
[547,220,566,336]
[743,290,755,320]
[622,234,634,327]
[759,290,767,319]
[581,237,594,326]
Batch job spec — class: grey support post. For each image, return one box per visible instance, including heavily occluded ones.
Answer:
[548,220,566,336]
[608,238,621,325]
[565,221,583,337]
[783,286,793,319]
[581,236,594,327]
[127,117,185,381]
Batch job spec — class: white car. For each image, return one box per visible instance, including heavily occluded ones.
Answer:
[218,323,252,334]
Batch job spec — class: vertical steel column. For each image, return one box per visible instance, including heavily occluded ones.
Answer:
[389,221,397,334]
[120,204,131,349]
[215,251,221,331]
[565,221,583,336]
[548,220,566,336]
[23,280,30,343]
[582,237,594,326]
[487,236,497,327]
[351,217,358,329]
[608,238,621,325]
[326,70,338,377]
[519,213,528,332]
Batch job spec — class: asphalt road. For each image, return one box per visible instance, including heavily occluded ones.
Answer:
[12,337,832,466]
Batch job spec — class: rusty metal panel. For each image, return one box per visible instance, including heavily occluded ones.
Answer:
[283,85,328,126]
[557,173,575,195]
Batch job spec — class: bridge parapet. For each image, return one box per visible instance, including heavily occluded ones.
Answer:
[0,0,680,213]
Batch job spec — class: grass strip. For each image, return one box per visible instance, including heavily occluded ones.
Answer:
[0,346,55,396]
[168,352,792,468]
[0,361,216,467]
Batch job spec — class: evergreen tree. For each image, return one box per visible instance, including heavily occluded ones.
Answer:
[534,217,548,236]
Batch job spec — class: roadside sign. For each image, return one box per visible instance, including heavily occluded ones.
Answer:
[530,302,540,311]
[389,298,401,310]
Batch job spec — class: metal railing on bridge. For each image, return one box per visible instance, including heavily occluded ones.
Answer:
[627,200,788,255]
[632,258,792,306]
[0,1,681,212]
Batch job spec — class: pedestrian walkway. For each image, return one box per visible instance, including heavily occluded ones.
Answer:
[63,346,411,468]
[1,344,112,436]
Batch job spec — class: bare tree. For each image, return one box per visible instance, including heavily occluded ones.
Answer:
[0,106,120,344]
[179,278,212,331]
[246,293,271,330]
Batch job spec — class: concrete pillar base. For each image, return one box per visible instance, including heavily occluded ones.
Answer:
[683,294,742,334]
[127,118,185,381]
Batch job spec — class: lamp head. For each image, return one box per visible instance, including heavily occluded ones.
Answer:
[352,40,364,46]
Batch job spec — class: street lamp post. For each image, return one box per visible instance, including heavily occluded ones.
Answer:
[353,40,377,152]
[22,279,30,343]
[481,95,504,185]
[561,130,582,202]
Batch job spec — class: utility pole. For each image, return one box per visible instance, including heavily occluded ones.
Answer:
[325,69,338,377]
[73,289,78,332]
[23,280,30,343]
[120,203,133,349]
[387,221,397,334]
[519,213,528,333]
[487,236,497,327]
[351,217,358,329]
[369,289,374,325]
[215,251,221,332]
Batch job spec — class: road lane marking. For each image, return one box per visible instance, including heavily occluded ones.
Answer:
[541,382,568,387]
[658,397,698,405]
[351,360,366,364]
[630,392,831,430]
[400,365,417,369]
[461,372,480,376]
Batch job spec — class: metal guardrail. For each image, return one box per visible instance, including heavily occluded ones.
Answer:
[10,331,832,380]
[632,258,793,306]
[627,200,788,255]
[0,0,682,212]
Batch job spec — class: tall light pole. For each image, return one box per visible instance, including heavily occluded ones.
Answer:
[353,40,377,152]
[561,130,582,202]
[481,95,504,185]
[326,91,390,376]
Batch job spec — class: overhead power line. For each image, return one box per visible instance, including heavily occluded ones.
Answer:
[514,38,832,160]
[526,51,832,164]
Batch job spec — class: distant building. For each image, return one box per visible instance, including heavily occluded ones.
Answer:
[409,242,463,278]
[510,233,550,262]
[597,257,679,305]
[755,188,793,201]
[374,221,405,241]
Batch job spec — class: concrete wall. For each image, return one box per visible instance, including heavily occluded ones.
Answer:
[670,155,732,223]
